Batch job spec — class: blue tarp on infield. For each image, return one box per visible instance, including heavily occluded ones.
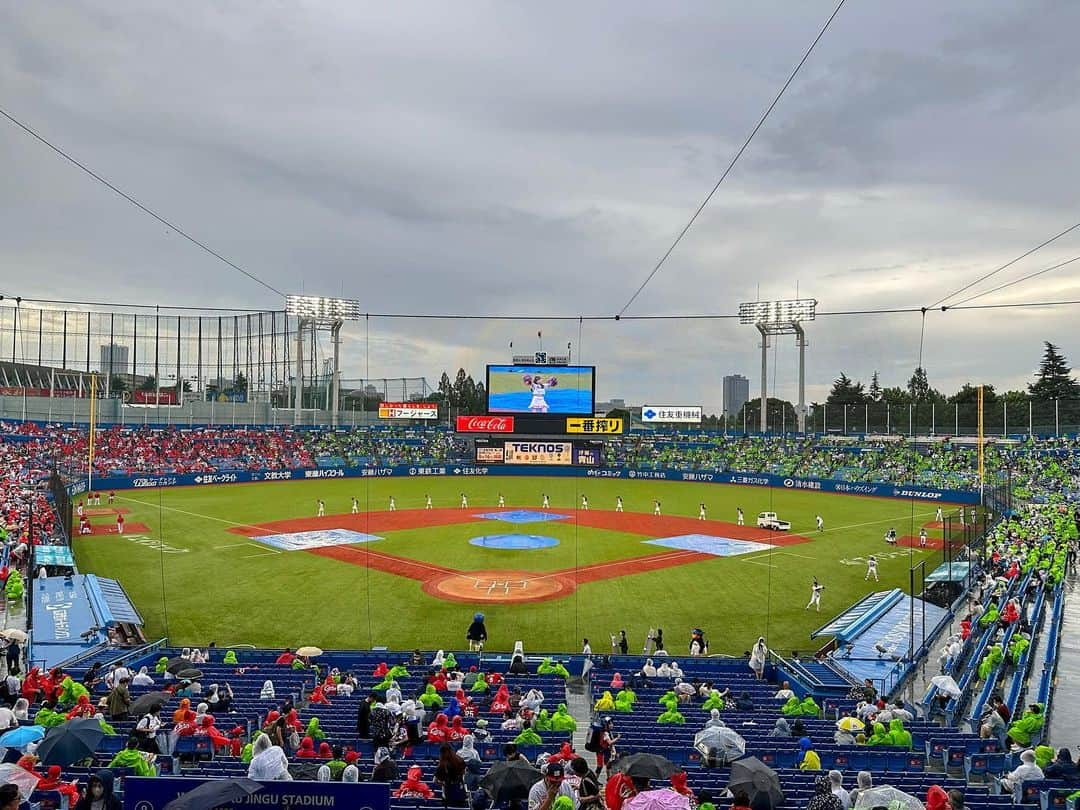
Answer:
[474,510,571,524]
[254,529,383,551]
[643,534,774,557]
[469,534,560,550]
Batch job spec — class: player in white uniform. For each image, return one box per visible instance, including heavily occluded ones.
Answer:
[936,506,944,523]
[816,515,824,532]
[865,556,879,581]
[76,502,84,519]
[351,497,359,514]
[317,499,325,517]
[389,496,396,512]
[616,496,623,512]
[919,528,928,547]
[653,500,661,516]
[498,493,505,508]
[737,508,744,526]
[698,503,706,520]
[460,493,468,509]
[523,374,558,413]
[542,493,550,510]
[806,578,825,611]
[581,495,588,511]
[425,494,432,510]
[959,508,965,526]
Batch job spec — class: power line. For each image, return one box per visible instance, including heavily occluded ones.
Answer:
[0,105,285,298]
[617,0,848,317]
[927,220,1080,309]
[945,254,1080,307]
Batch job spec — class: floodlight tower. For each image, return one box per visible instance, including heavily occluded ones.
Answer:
[738,299,817,434]
[285,295,362,426]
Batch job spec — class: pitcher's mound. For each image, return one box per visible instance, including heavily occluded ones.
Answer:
[423,569,575,604]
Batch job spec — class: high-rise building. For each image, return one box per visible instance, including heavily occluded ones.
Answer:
[723,374,750,417]
[99,343,129,376]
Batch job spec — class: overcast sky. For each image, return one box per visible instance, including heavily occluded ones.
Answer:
[2,1,1080,411]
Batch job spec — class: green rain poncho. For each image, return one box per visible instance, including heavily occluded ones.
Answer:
[241,731,262,764]
[799,696,820,718]
[979,605,1000,627]
[291,658,309,670]
[1007,705,1044,746]
[155,657,169,674]
[594,691,616,712]
[553,797,574,810]
[978,645,1004,681]
[781,696,802,716]
[537,659,570,679]
[534,709,552,731]
[58,677,89,708]
[658,691,676,706]
[470,678,489,694]
[443,653,458,670]
[703,690,726,711]
[1009,636,1031,665]
[514,727,542,746]
[223,650,238,664]
[657,699,685,724]
[888,719,912,749]
[305,717,326,741]
[97,716,117,736]
[34,706,65,728]
[551,704,577,731]
[614,690,635,713]
[5,571,23,601]
[375,666,410,691]
[1035,745,1055,769]
[867,722,891,746]
[108,746,156,777]
[419,684,444,709]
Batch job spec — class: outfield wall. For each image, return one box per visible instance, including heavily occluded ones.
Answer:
[68,464,980,504]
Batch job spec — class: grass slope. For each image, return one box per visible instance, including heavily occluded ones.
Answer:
[72,477,944,654]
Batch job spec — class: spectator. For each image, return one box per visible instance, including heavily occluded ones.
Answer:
[247,733,292,781]
[435,742,468,807]
[947,790,965,810]
[1001,750,1044,794]
[848,772,873,807]
[828,771,850,810]
[926,786,949,810]
[372,747,399,783]
[798,738,821,771]
[106,678,131,721]
[528,762,578,810]
[72,770,122,810]
[1043,748,1080,782]
[807,774,842,810]
[571,757,601,810]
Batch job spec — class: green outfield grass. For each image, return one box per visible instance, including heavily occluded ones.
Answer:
[71,477,946,655]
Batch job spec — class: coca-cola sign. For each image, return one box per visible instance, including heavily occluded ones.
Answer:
[456,415,515,433]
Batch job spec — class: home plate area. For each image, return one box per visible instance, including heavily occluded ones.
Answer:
[643,534,775,556]
[253,529,383,551]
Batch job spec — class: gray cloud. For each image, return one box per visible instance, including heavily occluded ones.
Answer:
[2,0,1080,412]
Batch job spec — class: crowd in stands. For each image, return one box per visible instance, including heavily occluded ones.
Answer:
[7,421,1080,496]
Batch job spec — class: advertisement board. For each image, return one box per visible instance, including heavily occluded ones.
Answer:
[641,405,702,423]
[503,440,574,465]
[456,415,515,433]
[123,776,390,810]
[574,443,603,466]
[131,390,179,406]
[379,402,439,420]
[487,365,595,415]
[566,417,623,434]
[475,442,506,463]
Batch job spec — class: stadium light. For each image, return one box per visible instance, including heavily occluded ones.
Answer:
[739,298,817,434]
[285,295,362,322]
[738,298,817,325]
[285,295,361,429]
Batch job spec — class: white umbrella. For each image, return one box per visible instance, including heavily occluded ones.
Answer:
[0,762,45,800]
[1,629,28,642]
[694,726,746,764]
[295,646,323,657]
[855,786,925,810]
[930,675,962,700]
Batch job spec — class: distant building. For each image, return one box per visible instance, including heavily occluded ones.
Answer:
[99,343,129,376]
[722,374,749,416]
[595,398,626,414]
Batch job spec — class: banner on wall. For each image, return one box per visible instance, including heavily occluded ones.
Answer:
[122,776,390,810]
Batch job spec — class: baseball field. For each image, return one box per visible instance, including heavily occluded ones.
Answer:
[71,476,952,655]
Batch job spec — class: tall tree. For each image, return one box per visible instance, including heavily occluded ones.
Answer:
[948,383,997,405]
[452,368,468,408]
[827,373,866,404]
[907,366,930,401]
[1028,342,1080,399]
[438,372,454,405]
[868,371,882,403]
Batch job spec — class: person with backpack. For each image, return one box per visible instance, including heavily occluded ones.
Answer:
[571,757,602,810]
[585,717,618,775]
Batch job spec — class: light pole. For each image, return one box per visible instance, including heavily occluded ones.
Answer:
[285,295,362,427]
[739,299,817,434]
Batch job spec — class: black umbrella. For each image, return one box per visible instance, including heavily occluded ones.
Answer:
[176,669,204,681]
[164,777,264,810]
[728,756,784,809]
[130,691,172,717]
[36,718,105,767]
[288,761,325,781]
[611,753,679,781]
[481,761,543,801]
[166,658,191,675]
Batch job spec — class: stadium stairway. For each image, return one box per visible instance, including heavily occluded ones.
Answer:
[1046,567,1080,743]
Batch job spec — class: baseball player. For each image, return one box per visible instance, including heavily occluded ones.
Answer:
[805,578,825,611]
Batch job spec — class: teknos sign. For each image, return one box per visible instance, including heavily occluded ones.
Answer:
[456,415,515,433]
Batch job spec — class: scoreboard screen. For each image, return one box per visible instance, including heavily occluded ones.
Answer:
[486,365,595,415]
